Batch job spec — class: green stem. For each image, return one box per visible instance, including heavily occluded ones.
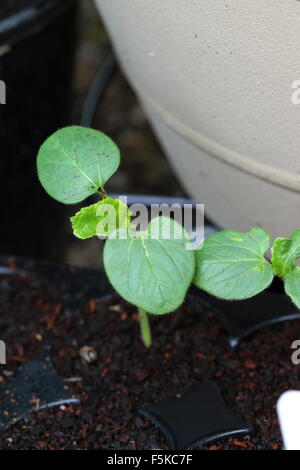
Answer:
[98,187,108,200]
[138,307,152,348]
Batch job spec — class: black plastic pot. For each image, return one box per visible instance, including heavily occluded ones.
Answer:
[0,0,77,259]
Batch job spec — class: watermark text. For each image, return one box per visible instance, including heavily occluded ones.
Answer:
[96,196,205,250]
[0,340,6,365]
[0,80,6,104]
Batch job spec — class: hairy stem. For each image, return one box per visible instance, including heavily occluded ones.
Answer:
[138,307,152,348]
[98,187,108,199]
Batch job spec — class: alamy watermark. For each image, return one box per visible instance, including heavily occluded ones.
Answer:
[96,196,205,250]
[0,340,6,365]
[0,80,6,104]
[291,340,300,365]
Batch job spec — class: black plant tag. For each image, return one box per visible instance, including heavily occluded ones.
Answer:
[0,356,79,429]
[138,382,252,450]
[192,286,300,348]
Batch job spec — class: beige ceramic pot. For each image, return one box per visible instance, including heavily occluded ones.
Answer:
[94,0,300,237]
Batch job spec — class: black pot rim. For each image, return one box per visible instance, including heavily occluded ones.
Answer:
[0,0,76,47]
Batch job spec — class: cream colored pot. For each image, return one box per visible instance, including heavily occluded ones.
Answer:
[95,0,300,237]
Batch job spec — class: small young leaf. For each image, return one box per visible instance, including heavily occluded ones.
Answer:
[103,217,195,315]
[285,268,300,309]
[193,227,273,300]
[37,126,120,204]
[71,198,131,239]
[271,230,300,279]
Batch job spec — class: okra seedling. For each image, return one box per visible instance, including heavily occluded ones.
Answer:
[193,226,300,309]
[37,126,195,348]
[37,126,300,349]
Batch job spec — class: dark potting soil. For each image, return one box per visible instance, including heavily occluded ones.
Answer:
[0,257,299,450]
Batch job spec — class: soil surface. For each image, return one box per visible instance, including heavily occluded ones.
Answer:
[0,257,298,450]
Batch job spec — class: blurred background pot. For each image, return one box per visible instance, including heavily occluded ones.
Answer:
[0,0,77,259]
[95,0,300,238]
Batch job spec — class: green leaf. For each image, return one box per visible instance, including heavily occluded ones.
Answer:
[103,217,195,315]
[37,126,120,204]
[271,230,300,279]
[71,198,131,239]
[285,268,300,308]
[273,230,300,309]
[193,227,273,300]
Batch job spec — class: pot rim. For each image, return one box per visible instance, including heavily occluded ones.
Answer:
[0,0,76,47]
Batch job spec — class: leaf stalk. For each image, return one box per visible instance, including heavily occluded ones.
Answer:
[138,307,152,348]
[98,187,108,199]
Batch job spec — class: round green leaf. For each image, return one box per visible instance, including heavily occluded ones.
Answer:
[71,198,131,239]
[271,230,300,279]
[285,268,300,309]
[37,126,120,204]
[103,217,195,315]
[193,227,273,300]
